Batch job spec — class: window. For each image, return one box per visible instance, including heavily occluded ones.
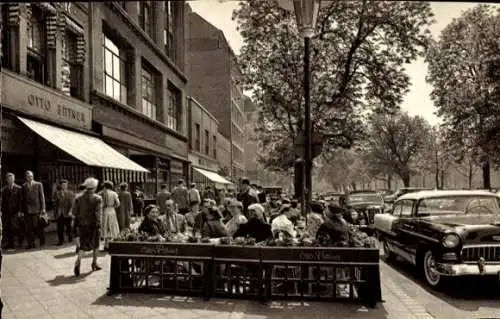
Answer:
[61,31,82,98]
[141,66,158,121]
[103,35,127,104]
[27,7,46,85]
[392,203,402,217]
[195,123,201,152]
[139,1,153,38]
[401,200,413,217]
[164,1,175,60]
[167,83,181,131]
[213,135,217,158]
[1,8,12,70]
[204,129,210,155]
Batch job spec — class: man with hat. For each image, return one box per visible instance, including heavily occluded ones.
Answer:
[72,177,102,276]
[236,178,259,218]
[316,203,349,246]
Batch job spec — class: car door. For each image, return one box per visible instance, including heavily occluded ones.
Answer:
[392,199,416,263]
[387,201,405,254]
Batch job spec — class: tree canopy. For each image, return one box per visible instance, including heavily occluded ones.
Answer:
[233,0,434,170]
[363,112,432,187]
[426,5,500,188]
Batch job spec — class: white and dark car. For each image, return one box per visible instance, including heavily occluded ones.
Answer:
[375,190,500,288]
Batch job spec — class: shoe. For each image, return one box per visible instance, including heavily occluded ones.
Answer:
[91,263,102,271]
[74,260,81,276]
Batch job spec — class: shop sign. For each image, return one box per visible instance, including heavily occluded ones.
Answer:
[2,71,92,130]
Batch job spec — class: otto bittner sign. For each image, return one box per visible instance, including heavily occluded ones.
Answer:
[2,71,92,130]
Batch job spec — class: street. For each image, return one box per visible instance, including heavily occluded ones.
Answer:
[0,235,497,319]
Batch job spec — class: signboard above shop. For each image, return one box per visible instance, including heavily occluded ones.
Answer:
[1,71,93,130]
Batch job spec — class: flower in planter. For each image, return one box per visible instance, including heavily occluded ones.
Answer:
[220,237,232,245]
[244,237,256,246]
[233,237,246,245]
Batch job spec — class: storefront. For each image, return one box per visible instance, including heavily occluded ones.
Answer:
[191,166,232,191]
[0,70,149,212]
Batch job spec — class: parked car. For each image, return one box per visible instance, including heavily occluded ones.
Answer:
[383,187,433,204]
[324,192,344,206]
[375,190,500,288]
[345,191,385,224]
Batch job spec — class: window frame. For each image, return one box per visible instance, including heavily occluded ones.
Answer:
[141,65,158,121]
[103,34,127,104]
[164,1,175,60]
[139,1,153,38]
[26,6,47,85]
[204,129,210,155]
[166,82,181,132]
[400,200,414,217]
[61,30,82,99]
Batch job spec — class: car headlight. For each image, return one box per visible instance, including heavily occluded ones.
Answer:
[442,234,460,248]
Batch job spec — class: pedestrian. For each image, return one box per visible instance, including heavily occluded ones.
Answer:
[171,180,189,215]
[1,173,23,249]
[132,185,145,217]
[156,184,171,216]
[203,186,215,201]
[21,170,46,249]
[100,181,120,250]
[72,184,86,253]
[188,183,201,214]
[54,179,75,246]
[236,178,259,218]
[72,177,102,276]
[117,183,133,231]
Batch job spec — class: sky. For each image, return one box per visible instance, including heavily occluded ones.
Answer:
[188,1,499,126]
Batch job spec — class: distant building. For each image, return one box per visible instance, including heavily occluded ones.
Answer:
[243,96,260,184]
[186,9,246,181]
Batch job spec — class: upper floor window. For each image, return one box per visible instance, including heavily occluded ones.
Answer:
[204,129,210,155]
[27,6,47,85]
[195,123,201,152]
[164,1,175,61]
[167,82,182,132]
[141,66,158,121]
[61,31,82,99]
[139,1,153,38]
[103,35,127,104]
[213,135,217,158]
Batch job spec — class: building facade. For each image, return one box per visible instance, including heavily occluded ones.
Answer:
[88,1,190,198]
[243,96,260,184]
[186,10,246,181]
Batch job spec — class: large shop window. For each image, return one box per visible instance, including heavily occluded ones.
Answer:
[195,123,201,152]
[164,1,175,61]
[141,66,159,121]
[103,35,127,104]
[61,30,82,99]
[27,6,47,85]
[166,82,181,131]
[139,1,153,38]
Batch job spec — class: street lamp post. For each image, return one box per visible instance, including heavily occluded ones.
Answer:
[278,0,321,217]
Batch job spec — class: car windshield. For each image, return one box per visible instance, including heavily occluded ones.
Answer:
[418,196,500,215]
[348,194,383,203]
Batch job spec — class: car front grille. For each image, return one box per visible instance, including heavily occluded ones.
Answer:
[461,245,500,262]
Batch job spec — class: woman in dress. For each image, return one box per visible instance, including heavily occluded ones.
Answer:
[100,181,120,250]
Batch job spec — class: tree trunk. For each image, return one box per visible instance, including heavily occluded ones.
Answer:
[482,159,491,190]
[400,171,410,187]
[351,182,356,191]
[387,174,392,190]
[435,169,439,189]
[440,170,445,189]
[468,161,473,189]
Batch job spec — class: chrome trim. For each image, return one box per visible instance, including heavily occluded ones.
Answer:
[461,245,500,262]
[436,262,500,276]
[462,244,500,248]
[399,228,440,243]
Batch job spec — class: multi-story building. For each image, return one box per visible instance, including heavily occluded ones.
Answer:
[243,96,261,184]
[187,96,231,189]
[0,1,190,203]
[186,9,246,181]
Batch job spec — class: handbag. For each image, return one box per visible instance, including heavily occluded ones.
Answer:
[38,213,50,228]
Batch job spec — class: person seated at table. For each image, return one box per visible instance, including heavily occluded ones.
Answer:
[225,200,248,237]
[271,204,296,238]
[233,203,272,242]
[159,199,187,235]
[316,203,349,247]
[138,205,166,236]
[201,207,227,238]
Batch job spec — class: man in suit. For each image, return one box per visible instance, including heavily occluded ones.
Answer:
[54,179,75,245]
[1,173,23,248]
[22,170,46,249]
[160,199,187,234]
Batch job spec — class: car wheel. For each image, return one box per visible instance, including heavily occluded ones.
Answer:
[422,250,441,287]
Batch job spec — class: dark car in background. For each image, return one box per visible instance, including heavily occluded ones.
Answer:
[324,192,344,206]
[375,190,500,288]
[345,191,385,224]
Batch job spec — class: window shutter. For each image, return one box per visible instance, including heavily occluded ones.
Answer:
[46,13,58,48]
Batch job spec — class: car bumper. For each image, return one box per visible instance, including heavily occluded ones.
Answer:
[436,262,500,276]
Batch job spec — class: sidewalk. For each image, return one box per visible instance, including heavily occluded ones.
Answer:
[1,240,434,319]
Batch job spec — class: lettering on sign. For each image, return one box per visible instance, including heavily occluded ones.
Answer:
[27,93,86,124]
[139,245,179,256]
[298,250,341,261]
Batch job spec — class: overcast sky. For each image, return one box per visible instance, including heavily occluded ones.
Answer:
[189,1,499,125]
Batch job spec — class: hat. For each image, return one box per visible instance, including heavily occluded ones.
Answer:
[83,177,98,190]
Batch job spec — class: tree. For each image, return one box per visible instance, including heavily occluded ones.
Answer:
[424,127,454,189]
[364,112,432,187]
[426,5,500,189]
[233,0,435,170]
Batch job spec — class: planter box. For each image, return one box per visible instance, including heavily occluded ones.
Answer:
[261,247,379,264]
[108,241,213,259]
[214,245,261,261]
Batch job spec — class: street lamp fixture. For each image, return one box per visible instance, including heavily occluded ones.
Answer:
[277,0,323,218]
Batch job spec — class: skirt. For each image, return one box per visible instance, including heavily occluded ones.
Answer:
[102,207,120,240]
[78,226,99,251]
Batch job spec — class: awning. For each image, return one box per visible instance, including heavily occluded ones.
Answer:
[18,117,149,173]
[193,167,232,184]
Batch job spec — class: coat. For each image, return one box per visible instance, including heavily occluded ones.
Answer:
[22,181,45,215]
[159,213,187,234]
[1,184,23,217]
[72,192,102,228]
[54,190,75,218]
[202,220,227,238]
[139,217,166,236]
[117,190,133,230]
[237,190,259,217]
[233,218,272,242]
[156,191,171,214]
[171,186,189,210]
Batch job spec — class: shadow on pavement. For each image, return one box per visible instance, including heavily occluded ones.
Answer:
[46,272,93,286]
[92,294,391,318]
[384,256,500,312]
